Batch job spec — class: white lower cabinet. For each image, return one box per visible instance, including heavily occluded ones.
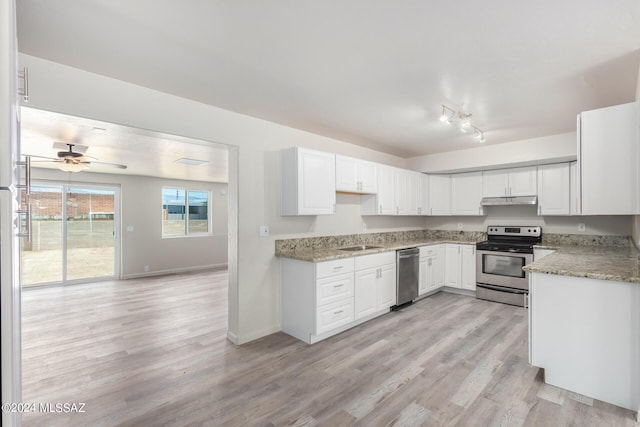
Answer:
[355,252,396,320]
[419,244,444,295]
[281,251,395,344]
[460,245,476,291]
[444,244,476,290]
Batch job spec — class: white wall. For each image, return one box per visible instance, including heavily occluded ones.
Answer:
[633,66,640,248]
[31,168,228,277]
[406,133,576,173]
[19,54,418,344]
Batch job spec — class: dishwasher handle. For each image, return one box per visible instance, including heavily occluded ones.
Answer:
[397,248,419,258]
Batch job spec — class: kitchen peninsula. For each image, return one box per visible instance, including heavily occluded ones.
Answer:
[524,240,640,413]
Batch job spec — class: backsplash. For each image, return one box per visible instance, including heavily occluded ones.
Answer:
[541,234,632,247]
[275,229,634,252]
[275,229,486,252]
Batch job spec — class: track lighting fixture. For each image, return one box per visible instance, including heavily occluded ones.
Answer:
[440,105,485,142]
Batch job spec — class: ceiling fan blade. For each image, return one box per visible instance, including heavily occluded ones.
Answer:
[90,160,128,169]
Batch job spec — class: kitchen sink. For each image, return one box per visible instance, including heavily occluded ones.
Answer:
[338,245,384,251]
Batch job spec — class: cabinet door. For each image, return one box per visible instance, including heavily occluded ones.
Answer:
[418,257,429,295]
[428,174,451,215]
[537,163,570,216]
[377,165,396,215]
[451,171,483,216]
[508,166,537,196]
[569,161,580,216]
[376,264,397,310]
[359,160,378,194]
[460,245,476,291]
[298,148,336,215]
[482,170,509,197]
[355,268,378,320]
[580,101,640,215]
[419,174,429,216]
[405,171,421,215]
[434,245,445,287]
[335,155,359,192]
[444,244,461,288]
[394,169,408,215]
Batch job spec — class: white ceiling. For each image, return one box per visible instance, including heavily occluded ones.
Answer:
[21,107,229,182]
[15,1,640,158]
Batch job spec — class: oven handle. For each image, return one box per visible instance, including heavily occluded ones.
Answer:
[476,283,528,294]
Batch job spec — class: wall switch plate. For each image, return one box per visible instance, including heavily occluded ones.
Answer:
[144,265,149,272]
[259,225,269,237]
[577,223,586,232]
[457,223,463,230]
[126,225,134,232]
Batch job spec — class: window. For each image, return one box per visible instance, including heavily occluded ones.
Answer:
[162,187,210,237]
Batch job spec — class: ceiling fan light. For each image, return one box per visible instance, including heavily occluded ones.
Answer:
[58,161,88,173]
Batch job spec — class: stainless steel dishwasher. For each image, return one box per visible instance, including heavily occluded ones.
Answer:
[394,247,419,309]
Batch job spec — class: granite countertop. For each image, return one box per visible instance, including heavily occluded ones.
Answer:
[276,230,640,283]
[275,230,482,262]
[525,242,640,284]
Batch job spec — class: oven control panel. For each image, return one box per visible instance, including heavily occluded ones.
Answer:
[487,226,541,237]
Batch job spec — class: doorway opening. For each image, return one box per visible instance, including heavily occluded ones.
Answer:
[20,182,120,287]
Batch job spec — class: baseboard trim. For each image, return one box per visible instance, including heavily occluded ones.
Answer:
[122,263,227,280]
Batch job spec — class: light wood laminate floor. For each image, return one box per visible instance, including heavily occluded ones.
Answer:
[21,269,638,426]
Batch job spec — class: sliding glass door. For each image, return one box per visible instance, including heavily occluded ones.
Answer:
[20,183,120,287]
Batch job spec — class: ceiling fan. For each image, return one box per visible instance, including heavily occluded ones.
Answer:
[31,142,127,173]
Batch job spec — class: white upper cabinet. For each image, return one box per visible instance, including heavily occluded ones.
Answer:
[281,147,336,215]
[418,174,429,216]
[428,174,451,216]
[394,169,420,215]
[451,172,483,216]
[335,155,377,194]
[361,164,395,215]
[578,101,640,215]
[570,161,580,216]
[482,167,537,197]
[537,163,570,216]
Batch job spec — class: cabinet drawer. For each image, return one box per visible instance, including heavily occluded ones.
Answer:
[419,245,439,257]
[355,251,395,271]
[316,298,354,335]
[316,258,354,279]
[316,273,354,306]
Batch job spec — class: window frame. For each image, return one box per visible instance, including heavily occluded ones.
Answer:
[161,187,212,238]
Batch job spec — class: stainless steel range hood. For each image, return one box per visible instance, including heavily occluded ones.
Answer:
[480,195,538,206]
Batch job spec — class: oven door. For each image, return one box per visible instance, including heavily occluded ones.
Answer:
[476,250,533,290]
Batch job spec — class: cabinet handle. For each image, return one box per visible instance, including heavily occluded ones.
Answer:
[333,204,336,213]
[333,310,343,315]
[333,266,344,270]
[379,205,382,214]
[430,208,433,215]
[396,206,399,215]
[333,284,344,288]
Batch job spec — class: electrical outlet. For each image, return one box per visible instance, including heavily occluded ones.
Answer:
[259,225,269,237]
[362,222,367,231]
[457,223,463,230]
[577,223,586,232]
[144,265,149,272]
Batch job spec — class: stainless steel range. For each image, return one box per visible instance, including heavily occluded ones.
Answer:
[475,226,542,307]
